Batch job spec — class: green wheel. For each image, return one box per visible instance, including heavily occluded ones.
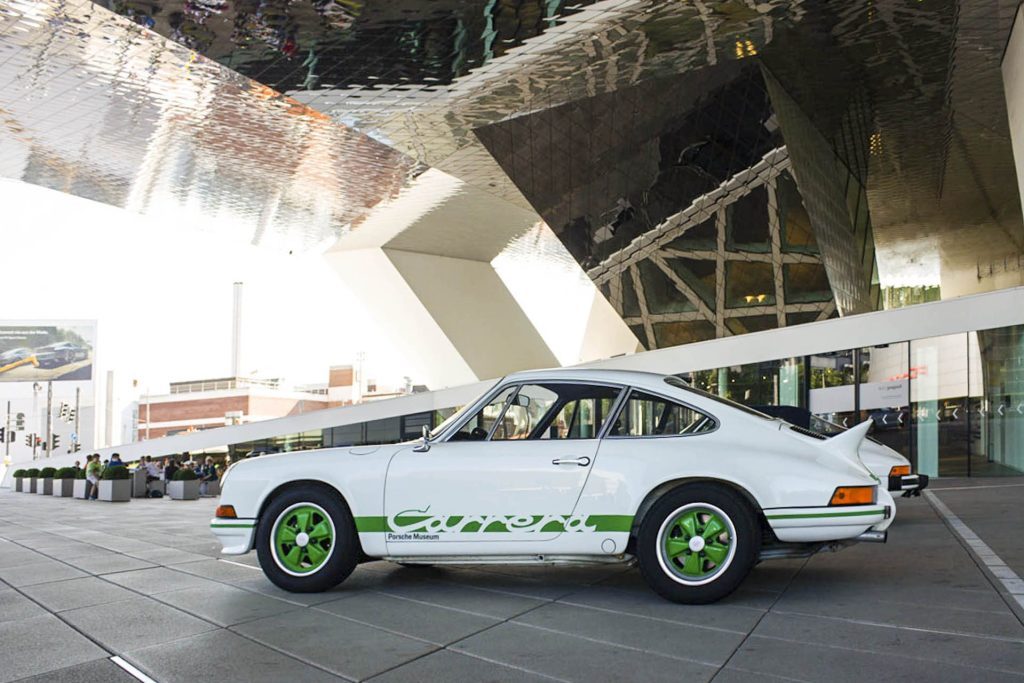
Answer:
[658,504,736,585]
[256,485,358,592]
[271,503,336,576]
[637,484,757,604]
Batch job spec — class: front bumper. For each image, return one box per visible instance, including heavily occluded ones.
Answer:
[888,472,929,494]
[210,518,256,555]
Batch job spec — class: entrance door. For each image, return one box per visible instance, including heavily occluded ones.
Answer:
[383,382,621,556]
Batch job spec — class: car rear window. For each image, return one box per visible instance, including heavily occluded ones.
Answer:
[664,376,773,420]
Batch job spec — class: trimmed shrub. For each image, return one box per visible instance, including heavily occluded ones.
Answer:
[75,469,87,479]
[40,467,56,478]
[55,467,76,479]
[172,468,198,481]
[26,468,40,477]
[101,465,129,480]
[13,469,26,477]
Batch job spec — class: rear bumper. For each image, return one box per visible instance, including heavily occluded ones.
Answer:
[210,519,256,555]
[888,473,929,493]
[764,501,893,543]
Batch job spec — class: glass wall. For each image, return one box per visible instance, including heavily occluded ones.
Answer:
[683,323,1024,477]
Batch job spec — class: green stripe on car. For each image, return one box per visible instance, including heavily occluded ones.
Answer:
[764,508,885,520]
[354,514,633,533]
[210,521,256,528]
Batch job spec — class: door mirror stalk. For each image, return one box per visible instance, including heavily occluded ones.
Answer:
[413,425,432,453]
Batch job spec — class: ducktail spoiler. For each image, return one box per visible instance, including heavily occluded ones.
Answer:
[822,419,872,466]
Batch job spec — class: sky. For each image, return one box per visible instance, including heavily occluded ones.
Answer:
[0,179,410,394]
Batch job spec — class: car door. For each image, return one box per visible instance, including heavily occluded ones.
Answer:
[383,382,622,557]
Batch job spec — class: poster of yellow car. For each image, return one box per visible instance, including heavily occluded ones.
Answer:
[0,323,95,381]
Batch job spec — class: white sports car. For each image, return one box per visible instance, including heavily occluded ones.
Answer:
[211,369,896,603]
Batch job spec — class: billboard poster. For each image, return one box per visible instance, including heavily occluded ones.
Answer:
[0,323,95,382]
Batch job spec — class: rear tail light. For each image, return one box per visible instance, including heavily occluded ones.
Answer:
[889,465,911,477]
[829,486,876,506]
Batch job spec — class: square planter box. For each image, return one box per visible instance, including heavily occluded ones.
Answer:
[53,479,75,497]
[73,479,88,499]
[37,478,53,495]
[14,478,23,492]
[168,480,200,500]
[98,479,131,502]
[28,478,38,493]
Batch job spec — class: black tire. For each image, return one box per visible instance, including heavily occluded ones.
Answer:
[636,483,758,604]
[256,485,359,593]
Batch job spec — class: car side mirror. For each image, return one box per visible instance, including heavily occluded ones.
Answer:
[413,424,431,453]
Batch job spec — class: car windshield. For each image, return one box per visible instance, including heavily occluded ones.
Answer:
[664,376,773,420]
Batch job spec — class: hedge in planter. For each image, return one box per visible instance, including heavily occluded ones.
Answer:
[37,467,56,495]
[168,468,200,501]
[13,469,26,492]
[73,468,88,499]
[53,467,76,497]
[98,465,131,502]
[26,468,40,493]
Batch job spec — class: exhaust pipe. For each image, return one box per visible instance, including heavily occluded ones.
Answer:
[856,530,887,543]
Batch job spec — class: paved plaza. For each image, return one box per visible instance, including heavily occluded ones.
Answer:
[0,480,1022,683]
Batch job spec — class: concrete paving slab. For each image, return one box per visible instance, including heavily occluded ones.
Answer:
[0,614,108,683]
[729,634,1024,682]
[126,629,339,683]
[367,649,553,683]
[171,558,267,583]
[0,546,47,569]
[233,607,437,680]
[0,587,48,622]
[559,586,765,633]
[752,611,1024,675]
[376,579,546,619]
[30,543,117,561]
[153,583,303,627]
[21,576,140,613]
[0,559,88,587]
[60,595,219,651]
[317,591,500,645]
[102,566,222,594]
[124,547,210,565]
[452,621,716,682]
[62,553,157,575]
[14,658,137,683]
[511,601,745,666]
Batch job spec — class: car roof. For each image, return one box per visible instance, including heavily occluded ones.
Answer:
[501,367,672,389]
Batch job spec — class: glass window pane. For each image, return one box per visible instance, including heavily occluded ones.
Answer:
[611,390,714,437]
[492,384,559,441]
[451,387,517,441]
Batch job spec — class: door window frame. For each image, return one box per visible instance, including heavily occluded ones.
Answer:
[604,387,719,439]
[437,379,630,443]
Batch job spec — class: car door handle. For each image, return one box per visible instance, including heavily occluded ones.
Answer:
[551,457,591,467]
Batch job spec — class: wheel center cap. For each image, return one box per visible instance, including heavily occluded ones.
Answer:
[295,532,310,548]
[688,536,705,552]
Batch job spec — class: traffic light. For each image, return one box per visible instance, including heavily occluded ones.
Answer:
[59,403,69,420]
[51,434,60,450]
[68,408,76,423]
[72,442,81,453]
[25,433,32,447]
[15,412,25,430]
[0,427,4,443]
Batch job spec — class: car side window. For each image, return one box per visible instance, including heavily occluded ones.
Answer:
[492,384,559,441]
[449,387,517,441]
[537,387,621,440]
[610,390,714,437]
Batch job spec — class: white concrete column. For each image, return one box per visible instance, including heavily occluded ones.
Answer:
[1004,5,1024,222]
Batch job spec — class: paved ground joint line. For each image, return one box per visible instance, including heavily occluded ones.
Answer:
[707,556,811,682]
[924,490,1024,623]
[111,655,160,683]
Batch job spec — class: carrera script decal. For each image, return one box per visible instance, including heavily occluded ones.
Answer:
[354,510,633,541]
